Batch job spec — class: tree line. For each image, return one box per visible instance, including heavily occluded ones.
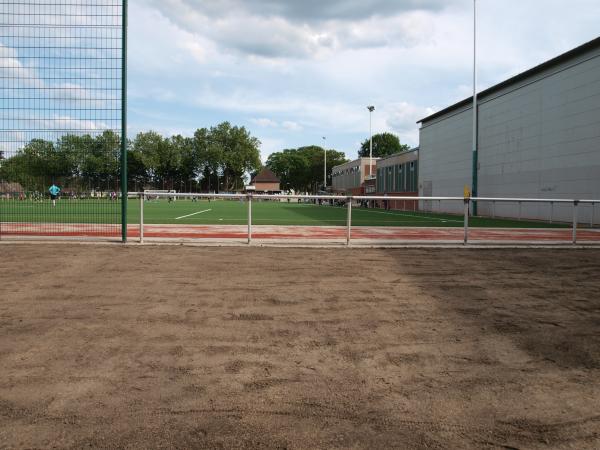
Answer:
[264,132,410,193]
[266,146,347,193]
[0,122,262,193]
[0,123,411,195]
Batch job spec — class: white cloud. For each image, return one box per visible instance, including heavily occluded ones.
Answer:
[251,118,279,128]
[282,121,302,131]
[124,0,600,159]
[257,137,286,161]
[250,118,303,132]
[139,0,452,60]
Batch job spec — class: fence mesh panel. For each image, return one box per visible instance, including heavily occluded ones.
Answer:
[0,0,124,239]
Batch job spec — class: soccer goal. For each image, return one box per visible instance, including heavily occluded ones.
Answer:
[143,190,178,201]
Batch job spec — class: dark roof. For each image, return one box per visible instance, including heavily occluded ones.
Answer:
[418,36,600,124]
[251,167,280,184]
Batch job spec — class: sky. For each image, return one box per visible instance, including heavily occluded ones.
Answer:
[127,0,600,162]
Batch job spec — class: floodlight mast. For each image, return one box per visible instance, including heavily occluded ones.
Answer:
[367,106,375,179]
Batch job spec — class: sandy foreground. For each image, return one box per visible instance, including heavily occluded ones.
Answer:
[0,244,599,449]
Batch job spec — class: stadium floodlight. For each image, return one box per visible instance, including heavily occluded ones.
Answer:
[322,136,327,189]
[367,106,375,179]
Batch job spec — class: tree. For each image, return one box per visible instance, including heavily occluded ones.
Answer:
[193,122,261,192]
[0,121,262,194]
[358,132,409,158]
[266,149,309,192]
[131,131,174,189]
[58,131,121,191]
[127,142,148,191]
[169,134,196,192]
[266,146,348,193]
[194,127,222,192]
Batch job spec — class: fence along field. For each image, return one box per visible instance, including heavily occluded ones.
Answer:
[0,0,127,239]
[2,191,600,244]
[0,1,598,245]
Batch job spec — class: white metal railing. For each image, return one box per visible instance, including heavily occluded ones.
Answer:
[131,192,599,245]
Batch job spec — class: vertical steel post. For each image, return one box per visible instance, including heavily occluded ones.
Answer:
[491,200,495,218]
[471,0,478,216]
[572,200,578,244]
[346,197,352,246]
[591,202,595,228]
[369,108,373,178]
[120,0,128,242]
[139,193,144,243]
[247,194,252,244]
[550,202,554,224]
[518,201,522,221]
[464,199,470,245]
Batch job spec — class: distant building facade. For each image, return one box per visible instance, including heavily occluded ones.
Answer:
[376,148,419,194]
[250,168,281,193]
[331,157,378,195]
[418,37,600,222]
[374,148,419,210]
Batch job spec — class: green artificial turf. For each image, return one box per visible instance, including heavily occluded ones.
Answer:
[0,197,571,228]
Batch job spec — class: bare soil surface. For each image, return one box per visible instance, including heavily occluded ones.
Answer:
[0,244,599,449]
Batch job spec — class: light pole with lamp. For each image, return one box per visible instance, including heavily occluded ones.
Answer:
[367,106,375,179]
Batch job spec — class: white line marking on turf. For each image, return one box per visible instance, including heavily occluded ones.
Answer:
[175,209,212,220]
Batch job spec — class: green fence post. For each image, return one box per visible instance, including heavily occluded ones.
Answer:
[121,0,128,242]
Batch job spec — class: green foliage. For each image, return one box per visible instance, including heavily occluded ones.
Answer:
[0,131,121,191]
[266,146,347,193]
[0,122,262,193]
[358,132,409,158]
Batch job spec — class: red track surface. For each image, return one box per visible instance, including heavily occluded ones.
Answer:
[2,223,600,243]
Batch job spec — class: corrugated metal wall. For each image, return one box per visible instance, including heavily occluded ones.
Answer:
[418,43,600,222]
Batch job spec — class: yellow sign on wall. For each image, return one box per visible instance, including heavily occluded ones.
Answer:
[464,186,471,198]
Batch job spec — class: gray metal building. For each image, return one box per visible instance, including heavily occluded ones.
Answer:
[331,157,378,194]
[376,148,419,194]
[418,36,600,222]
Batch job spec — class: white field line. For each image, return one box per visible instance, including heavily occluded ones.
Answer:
[175,209,212,220]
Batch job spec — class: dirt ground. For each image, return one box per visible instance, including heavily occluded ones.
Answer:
[0,245,599,449]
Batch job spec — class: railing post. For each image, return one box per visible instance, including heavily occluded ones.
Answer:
[139,193,144,244]
[247,193,252,244]
[346,197,352,246]
[464,198,470,245]
[572,200,579,244]
[550,201,554,224]
[492,200,495,218]
[518,201,522,221]
[591,202,595,228]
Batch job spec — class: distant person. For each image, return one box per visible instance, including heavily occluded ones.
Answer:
[48,183,60,207]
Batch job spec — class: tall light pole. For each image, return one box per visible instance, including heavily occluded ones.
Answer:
[471,0,478,215]
[322,136,327,190]
[367,106,375,178]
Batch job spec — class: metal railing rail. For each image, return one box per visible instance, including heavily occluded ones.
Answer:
[130,192,599,246]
